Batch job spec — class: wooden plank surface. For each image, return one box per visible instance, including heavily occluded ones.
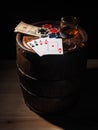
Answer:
[0,59,98,130]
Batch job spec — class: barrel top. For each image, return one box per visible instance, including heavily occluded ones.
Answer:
[16,20,88,55]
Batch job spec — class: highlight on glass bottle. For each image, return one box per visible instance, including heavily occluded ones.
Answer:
[59,16,88,51]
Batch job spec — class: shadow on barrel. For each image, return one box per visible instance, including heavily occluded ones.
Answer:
[37,68,98,129]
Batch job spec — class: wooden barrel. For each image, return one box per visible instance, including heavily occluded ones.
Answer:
[16,21,87,114]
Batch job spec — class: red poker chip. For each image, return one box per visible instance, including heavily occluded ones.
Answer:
[42,24,52,29]
[48,28,59,33]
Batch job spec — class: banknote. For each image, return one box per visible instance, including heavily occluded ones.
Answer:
[14,21,41,37]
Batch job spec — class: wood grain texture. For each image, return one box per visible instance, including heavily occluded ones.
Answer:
[0,60,63,130]
[0,59,98,130]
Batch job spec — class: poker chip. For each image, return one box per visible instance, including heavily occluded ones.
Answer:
[48,28,59,34]
[42,24,52,29]
[38,28,48,37]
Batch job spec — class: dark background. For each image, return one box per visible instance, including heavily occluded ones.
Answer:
[0,2,98,129]
[0,2,98,59]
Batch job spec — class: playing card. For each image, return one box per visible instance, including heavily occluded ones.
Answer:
[46,38,63,55]
[27,38,63,56]
[27,38,49,56]
[27,40,43,56]
[37,38,49,54]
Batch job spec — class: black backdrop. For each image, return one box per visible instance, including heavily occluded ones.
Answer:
[0,2,98,59]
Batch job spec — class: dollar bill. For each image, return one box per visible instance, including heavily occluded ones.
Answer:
[14,21,41,37]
